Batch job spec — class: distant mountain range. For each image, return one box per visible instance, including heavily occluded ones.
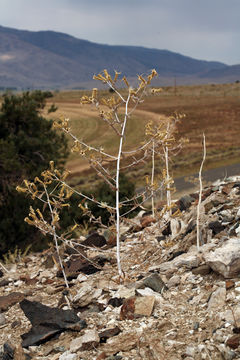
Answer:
[0,25,239,89]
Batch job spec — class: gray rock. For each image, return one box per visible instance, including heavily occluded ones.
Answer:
[178,194,195,211]
[208,287,226,311]
[217,344,237,360]
[192,264,211,276]
[73,284,102,307]
[185,345,196,357]
[159,252,200,272]
[59,351,78,360]
[208,220,225,235]
[167,275,181,288]
[204,237,240,278]
[142,273,167,293]
[0,313,6,326]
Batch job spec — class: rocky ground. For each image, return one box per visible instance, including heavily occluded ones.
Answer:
[1,176,240,360]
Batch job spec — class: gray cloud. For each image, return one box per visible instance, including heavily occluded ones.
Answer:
[0,0,239,64]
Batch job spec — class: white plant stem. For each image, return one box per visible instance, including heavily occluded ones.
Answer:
[196,133,206,251]
[115,93,130,278]
[164,145,172,218]
[0,261,9,273]
[151,140,155,218]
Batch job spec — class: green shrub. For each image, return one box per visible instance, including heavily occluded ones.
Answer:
[0,91,68,256]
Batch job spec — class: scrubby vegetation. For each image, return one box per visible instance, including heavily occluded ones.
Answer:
[0,91,69,256]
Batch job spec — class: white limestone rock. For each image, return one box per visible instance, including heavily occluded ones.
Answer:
[70,330,100,352]
[204,237,240,278]
[73,284,102,307]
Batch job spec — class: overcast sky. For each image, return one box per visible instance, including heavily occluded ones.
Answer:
[0,0,239,65]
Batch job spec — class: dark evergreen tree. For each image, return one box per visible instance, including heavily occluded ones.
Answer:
[0,91,69,256]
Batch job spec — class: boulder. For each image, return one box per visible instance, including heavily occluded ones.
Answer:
[19,299,87,347]
[204,237,240,278]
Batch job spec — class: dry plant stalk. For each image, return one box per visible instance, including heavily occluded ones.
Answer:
[18,70,170,280]
[196,133,206,250]
[145,114,187,223]
[17,70,188,281]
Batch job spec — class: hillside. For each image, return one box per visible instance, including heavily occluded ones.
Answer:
[0,25,237,89]
[1,176,240,359]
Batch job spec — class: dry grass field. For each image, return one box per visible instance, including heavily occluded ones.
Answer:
[46,82,240,188]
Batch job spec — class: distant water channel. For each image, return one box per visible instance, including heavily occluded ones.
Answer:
[174,162,240,198]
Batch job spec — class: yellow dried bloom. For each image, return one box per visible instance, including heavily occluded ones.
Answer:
[113,70,121,83]
[62,170,70,181]
[31,191,38,200]
[49,161,54,171]
[138,75,147,84]
[122,76,130,88]
[16,186,28,193]
[172,209,182,217]
[59,184,65,198]
[36,209,44,219]
[71,224,78,231]
[66,188,74,199]
[151,88,163,94]
[24,217,35,226]
[92,88,98,99]
[80,95,92,105]
[52,212,59,226]
[34,177,43,184]
[52,121,62,129]
[93,73,107,83]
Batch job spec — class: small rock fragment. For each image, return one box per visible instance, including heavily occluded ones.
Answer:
[208,221,225,235]
[167,275,180,288]
[177,194,195,211]
[115,286,135,299]
[59,351,78,360]
[208,287,226,311]
[73,284,102,307]
[226,280,235,290]
[107,297,123,308]
[134,296,155,317]
[81,232,107,248]
[0,313,6,326]
[140,216,156,228]
[0,292,25,311]
[70,330,100,351]
[160,252,200,272]
[0,342,15,360]
[99,327,121,343]
[142,273,167,293]
[101,331,139,355]
[120,297,135,320]
[192,264,211,276]
[226,334,240,349]
[120,296,155,319]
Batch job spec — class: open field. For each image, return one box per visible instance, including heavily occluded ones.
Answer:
[46,82,240,190]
